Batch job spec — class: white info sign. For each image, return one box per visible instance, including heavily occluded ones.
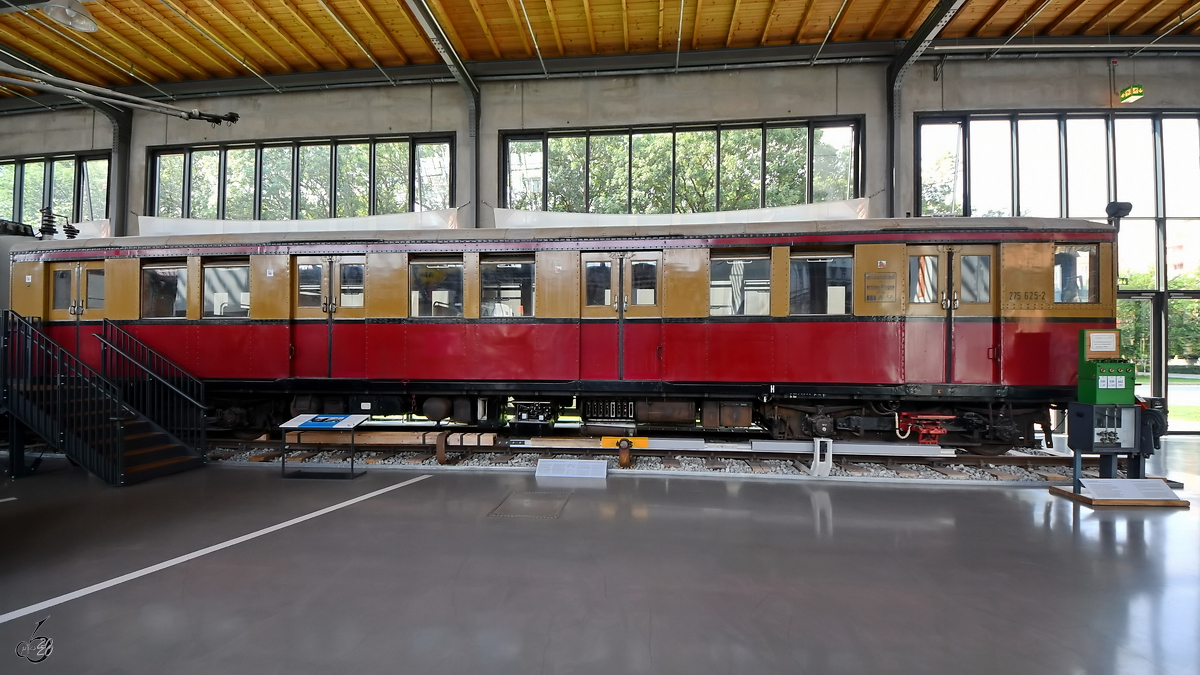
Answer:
[1089,331,1118,352]
[1081,478,1182,501]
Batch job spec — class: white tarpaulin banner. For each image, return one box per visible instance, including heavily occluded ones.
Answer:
[137,209,459,236]
[492,198,870,229]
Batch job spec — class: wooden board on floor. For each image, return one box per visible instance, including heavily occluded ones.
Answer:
[746,460,769,473]
[837,463,869,476]
[489,453,514,464]
[1049,485,1190,507]
[364,452,398,464]
[889,465,921,478]
[248,451,283,462]
[285,452,319,463]
[705,458,725,470]
[982,467,1019,480]
[930,466,969,479]
[1033,469,1070,482]
[405,453,432,464]
[663,457,681,469]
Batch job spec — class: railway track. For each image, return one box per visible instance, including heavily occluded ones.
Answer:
[204,435,1165,485]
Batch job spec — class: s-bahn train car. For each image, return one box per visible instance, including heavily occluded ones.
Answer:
[7,217,1116,453]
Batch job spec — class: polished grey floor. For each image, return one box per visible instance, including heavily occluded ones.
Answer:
[1,441,1198,675]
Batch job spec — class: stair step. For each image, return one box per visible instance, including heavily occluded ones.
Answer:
[124,443,180,458]
[123,455,200,474]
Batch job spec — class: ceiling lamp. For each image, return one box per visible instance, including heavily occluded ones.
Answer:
[1120,84,1145,104]
[42,0,98,33]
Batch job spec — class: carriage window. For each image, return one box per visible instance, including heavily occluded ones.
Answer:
[141,265,188,318]
[1054,244,1099,303]
[790,256,852,315]
[481,257,535,317]
[631,260,657,305]
[585,261,611,306]
[960,255,991,303]
[297,262,323,308]
[409,258,463,317]
[85,269,105,309]
[52,270,71,310]
[710,254,771,316]
[203,263,250,318]
[340,262,365,308]
[909,256,939,303]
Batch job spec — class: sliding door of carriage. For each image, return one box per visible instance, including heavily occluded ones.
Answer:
[580,252,663,381]
[46,260,106,359]
[292,255,366,378]
[951,245,1001,384]
[904,244,1002,385]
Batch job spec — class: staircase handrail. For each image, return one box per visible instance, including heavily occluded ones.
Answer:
[2,310,128,485]
[94,336,207,409]
[100,320,205,405]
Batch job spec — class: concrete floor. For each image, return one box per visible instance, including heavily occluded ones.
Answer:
[1,442,1198,674]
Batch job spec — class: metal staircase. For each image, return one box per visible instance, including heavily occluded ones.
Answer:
[2,311,205,486]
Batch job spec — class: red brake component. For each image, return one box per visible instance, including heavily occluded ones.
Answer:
[897,413,957,445]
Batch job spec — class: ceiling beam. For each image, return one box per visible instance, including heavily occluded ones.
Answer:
[343,0,411,64]
[503,0,534,56]
[1151,0,1200,32]
[996,0,1054,39]
[465,0,503,58]
[726,0,744,45]
[588,0,600,52]
[760,0,781,43]
[6,7,163,84]
[866,0,897,39]
[831,0,858,39]
[902,0,939,36]
[5,14,136,84]
[90,12,186,81]
[693,0,703,48]
[1040,0,1089,33]
[1077,0,1134,33]
[122,0,240,77]
[275,0,353,68]
[1117,0,1172,32]
[238,0,322,70]
[191,0,293,72]
[794,0,817,41]
[969,0,1008,37]
[154,0,266,75]
[422,0,471,60]
[545,0,566,54]
[622,0,630,51]
[0,22,110,85]
[93,2,213,79]
[657,0,664,49]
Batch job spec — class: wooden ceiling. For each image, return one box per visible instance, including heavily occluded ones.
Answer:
[0,0,1198,94]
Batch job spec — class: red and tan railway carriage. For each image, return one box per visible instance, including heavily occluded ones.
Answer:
[8,217,1116,454]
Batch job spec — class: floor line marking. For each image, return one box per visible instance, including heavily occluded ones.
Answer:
[0,474,431,625]
[0,498,15,503]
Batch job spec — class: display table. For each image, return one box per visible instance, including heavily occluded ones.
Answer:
[279,413,370,479]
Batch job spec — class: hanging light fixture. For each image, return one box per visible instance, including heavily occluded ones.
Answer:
[41,0,98,33]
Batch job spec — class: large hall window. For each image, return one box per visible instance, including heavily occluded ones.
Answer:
[503,118,860,213]
[0,152,110,226]
[150,136,453,220]
[921,113,1200,430]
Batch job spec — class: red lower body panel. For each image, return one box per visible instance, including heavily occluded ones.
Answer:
[38,317,1109,390]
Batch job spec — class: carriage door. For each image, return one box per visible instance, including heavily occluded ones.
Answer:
[293,256,366,378]
[904,246,948,383]
[951,245,1001,384]
[580,252,663,380]
[46,260,105,358]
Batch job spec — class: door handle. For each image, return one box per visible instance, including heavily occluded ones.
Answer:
[623,295,629,311]
[321,296,328,313]
[987,347,999,361]
[952,291,959,310]
[940,291,949,310]
[656,344,663,361]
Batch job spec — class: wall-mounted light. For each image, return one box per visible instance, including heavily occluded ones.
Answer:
[42,0,97,32]
[1120,84,1145,103]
